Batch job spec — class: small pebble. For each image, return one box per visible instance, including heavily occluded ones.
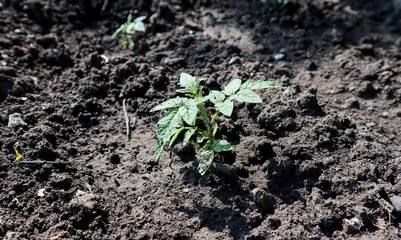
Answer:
[283,88,293,98]
[350,217,362,227]
[228,57,240,65]
[366,122,375,127]
[389,196,401,213]
[380,112,389,118]
[8,113,27,128]
[37,188,47,197]
[344,217,363,234]
[274,53,285,61]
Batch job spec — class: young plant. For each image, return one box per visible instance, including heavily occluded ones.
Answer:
[260,0,292,7]
[112,14,146,49]
[150,73,281,175]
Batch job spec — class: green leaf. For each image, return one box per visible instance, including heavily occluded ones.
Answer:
[216,99,234,117]
[178,104,197,125]
[183,128,196,146]
[134,16,147,22]
[133,21,145,32]
[222,78,241,96]
[127,38,135,49]
[197,132,208,143]
[196,95,211,104]
[155,108,183,162]
[197,150,214,175]
[194,78,206,90]
[277,0,291,6]
[157,110,182,143]
[122,41,128,49]
[126,22,136,33]
[212,139,233,152]
[176,89,193,94]
[127,16,146,33]
[240,79,282,91]
[168,126,185,149]
[234,89,262,103]
[127,14,132,23]
[179,72,196,89]
[155,138,165,163]
[208,90,225,104]
[112,24,125,39]
[150,97,190,112]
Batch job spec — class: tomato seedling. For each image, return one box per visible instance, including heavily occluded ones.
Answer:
[112,14,146,49]
[150,73,281,175]
[261,0,292,7]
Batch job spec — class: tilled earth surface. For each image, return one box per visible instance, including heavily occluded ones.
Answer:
[1,0,401,239]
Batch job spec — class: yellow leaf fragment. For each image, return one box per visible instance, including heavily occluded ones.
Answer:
[15,149,23,162]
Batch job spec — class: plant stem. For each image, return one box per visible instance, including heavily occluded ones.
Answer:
[197,128,209,137]
[198,103,214,144]
[210,110,220,125]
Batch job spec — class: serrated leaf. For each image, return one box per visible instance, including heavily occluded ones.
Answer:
[216,99,234,117]
[234,89,262,103]
[222,78,241,96]
[155,108,183,162]
[157,108,177,126]
[183,128,196,146]
[208,90,225,104]
[157,112,182,143]
[176,89,193,94]
[179,73,196,89]
[179,105,197,125]
[151,97,189,112]
[155,138,164,163]
[212,139,233,152]
[197,150,214,175]
[194,78,206,90]
[197,95,211,104]
[240,79,282,91]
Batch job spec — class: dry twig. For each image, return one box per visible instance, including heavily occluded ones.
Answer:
[18,161,69,165]
[122,98,131,140]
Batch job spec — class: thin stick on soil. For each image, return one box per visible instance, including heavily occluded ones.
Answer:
[122,98,130,140]
[17,161,69,165]
[101,0,109,12]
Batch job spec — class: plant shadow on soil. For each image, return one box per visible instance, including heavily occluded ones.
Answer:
[178,164,255,239]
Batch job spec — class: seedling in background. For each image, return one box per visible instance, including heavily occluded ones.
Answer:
[260,0,292,7]
[112,14,146,49]
[150,73,281,175]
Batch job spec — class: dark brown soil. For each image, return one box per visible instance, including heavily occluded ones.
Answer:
[1,0,401,239]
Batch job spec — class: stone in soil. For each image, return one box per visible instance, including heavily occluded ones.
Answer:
[8,113,27,128]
